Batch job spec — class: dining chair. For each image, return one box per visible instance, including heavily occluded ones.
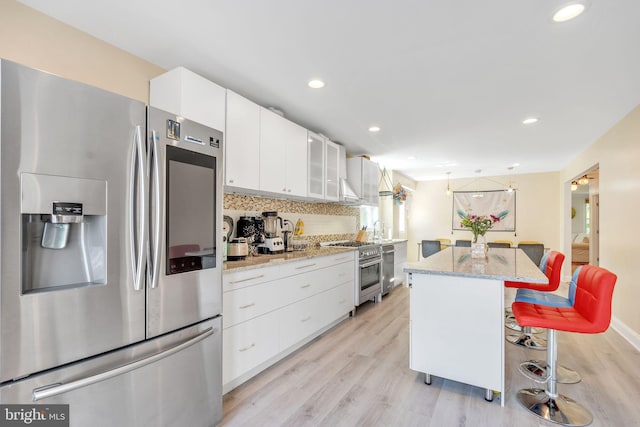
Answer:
[421,240,441,258]
[518,243,545,266]
[488,242,511,248]
[435,238,451,250]
[455,240,471,247]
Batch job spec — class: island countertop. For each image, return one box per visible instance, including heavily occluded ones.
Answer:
[404,246,547,283]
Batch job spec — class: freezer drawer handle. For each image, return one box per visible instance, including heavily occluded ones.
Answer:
[32,327,216,402]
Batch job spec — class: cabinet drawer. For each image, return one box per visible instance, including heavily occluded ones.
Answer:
[223,281,281,328]
[279,293,324,351]
[223,311,279,385]
[223,265,279,291]
[279,261,354,306]
[323,282,354,324]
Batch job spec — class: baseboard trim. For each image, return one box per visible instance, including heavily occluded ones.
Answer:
[611,315,640,353]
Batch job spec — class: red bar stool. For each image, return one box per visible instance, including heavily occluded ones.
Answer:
[512,265,617,426]
[505,251,565,350]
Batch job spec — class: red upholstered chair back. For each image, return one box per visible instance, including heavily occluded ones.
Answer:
[543,251,565,292]
[573,265,618,333]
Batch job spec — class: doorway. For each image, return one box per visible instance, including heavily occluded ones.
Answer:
[570,167,599,271]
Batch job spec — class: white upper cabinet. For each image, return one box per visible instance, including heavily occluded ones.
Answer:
[307,133,340,202]
[325,140,340,201]
[225,90,260,191]
[150,67,226,132]
[307,132,325,200]
[347,157,380,206]
[259,108,308,198]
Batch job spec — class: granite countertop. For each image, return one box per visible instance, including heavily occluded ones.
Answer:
[404,247,547,283]
[224,246,356,272]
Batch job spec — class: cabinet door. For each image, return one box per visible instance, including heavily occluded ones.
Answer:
[307,132,325,199]
[284,120,308,197]
[259,107,287,194]
[225,90,260,190]
[325,140,340,201]
[364,160,380,206]
[394,241,408,286]
[150,67,226,132]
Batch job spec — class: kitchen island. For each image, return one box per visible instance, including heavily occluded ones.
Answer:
[404,246,547,406]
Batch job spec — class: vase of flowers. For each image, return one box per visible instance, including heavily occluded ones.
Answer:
[457,210,509,258]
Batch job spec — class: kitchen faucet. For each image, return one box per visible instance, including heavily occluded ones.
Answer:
[373,220,384,242]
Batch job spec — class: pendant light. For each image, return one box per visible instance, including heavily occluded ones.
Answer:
[445,172,452,196]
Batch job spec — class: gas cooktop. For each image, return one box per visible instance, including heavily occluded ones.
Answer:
[327,241,379,247]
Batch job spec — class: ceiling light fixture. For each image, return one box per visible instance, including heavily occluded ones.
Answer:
[368,126,381,132]
[522,117,539,125]
[571,181,578,191]
[577,175,589,185]
[553,2,587,23]
[307,79,325,89]
[445,172,452,196]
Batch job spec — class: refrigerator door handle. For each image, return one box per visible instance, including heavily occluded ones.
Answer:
[32,327,216,402]
[129,125,147,291]
[148,131,161,289]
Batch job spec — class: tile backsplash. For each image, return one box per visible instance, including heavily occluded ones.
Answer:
[224,194,360,246]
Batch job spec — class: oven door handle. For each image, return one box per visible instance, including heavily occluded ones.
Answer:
[360,259,382,268]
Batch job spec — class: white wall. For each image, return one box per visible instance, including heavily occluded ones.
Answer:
[407,172,562,262]
[561,105,640,349]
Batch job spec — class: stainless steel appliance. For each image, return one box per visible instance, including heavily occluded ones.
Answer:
[382,243,395,295]
[328,241,382,306]
[258,211,284,254]
[0,60,223,426]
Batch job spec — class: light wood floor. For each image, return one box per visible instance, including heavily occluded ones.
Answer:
[220,285,640,427]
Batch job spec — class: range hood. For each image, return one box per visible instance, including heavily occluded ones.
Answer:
[338,145,362,205]
[339,178,360,204]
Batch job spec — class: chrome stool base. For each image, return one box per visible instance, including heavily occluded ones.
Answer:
[506,332,547,350]
[519,360,581,384]
[505,316,545,333]
[517,388,592,427]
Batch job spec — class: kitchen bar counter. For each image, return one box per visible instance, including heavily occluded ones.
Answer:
[224,246,356,272]
[404,246,547,283]
[404,247,547,406]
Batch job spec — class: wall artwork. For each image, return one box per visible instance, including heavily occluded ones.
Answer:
[452,190,516,232]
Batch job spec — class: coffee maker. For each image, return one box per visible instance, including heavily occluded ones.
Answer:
[257,211,284,254]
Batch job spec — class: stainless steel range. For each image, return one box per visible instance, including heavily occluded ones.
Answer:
[328,241,382,306]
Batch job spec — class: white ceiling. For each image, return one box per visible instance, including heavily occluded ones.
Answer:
[18,0,640,181]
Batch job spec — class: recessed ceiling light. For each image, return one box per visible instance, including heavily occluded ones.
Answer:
[407,156,416,160]
[512,163,520,167]
[307,79,325,89]
[368,126,381,132]
[553,2,586,23]
[522,117,539,125]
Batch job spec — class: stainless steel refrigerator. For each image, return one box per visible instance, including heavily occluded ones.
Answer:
[0,59,223,426]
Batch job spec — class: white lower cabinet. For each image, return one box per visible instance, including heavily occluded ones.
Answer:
[222,252,355,392]
[222,310,279,385]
